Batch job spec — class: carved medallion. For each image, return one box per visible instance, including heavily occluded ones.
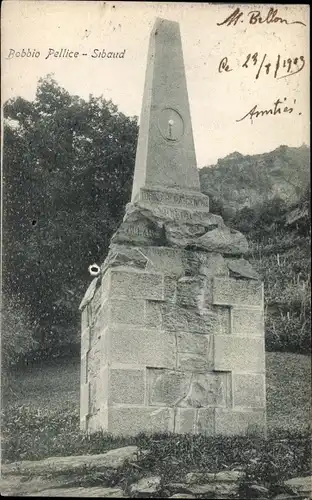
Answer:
[158,108,184,142]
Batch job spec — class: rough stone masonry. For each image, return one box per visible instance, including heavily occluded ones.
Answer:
[79,18,266,436]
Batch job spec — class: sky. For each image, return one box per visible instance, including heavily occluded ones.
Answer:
[1,1,310,167]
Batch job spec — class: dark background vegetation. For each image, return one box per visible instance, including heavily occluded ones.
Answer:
[2,75,311,369]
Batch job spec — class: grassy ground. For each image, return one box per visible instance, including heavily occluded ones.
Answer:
[4,352,311,432]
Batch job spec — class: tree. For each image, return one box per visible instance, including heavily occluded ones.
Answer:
[3,75,138,358]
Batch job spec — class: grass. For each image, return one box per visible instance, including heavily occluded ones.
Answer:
[1,353,311,498]
[1,352,311,466]
[4,352,311,432]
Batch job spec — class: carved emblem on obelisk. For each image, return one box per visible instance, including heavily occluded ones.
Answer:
[158,108,184,142]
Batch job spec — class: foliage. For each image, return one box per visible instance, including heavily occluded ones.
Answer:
[3,74,138,361]
[1,294,38,369]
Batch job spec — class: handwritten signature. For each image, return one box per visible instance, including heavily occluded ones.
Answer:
[218,53,305,80]
[217,7,306,27]
[236,98,301,125]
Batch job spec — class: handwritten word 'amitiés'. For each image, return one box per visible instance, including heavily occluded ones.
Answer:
[217,7,306,27]
[236,98,301,125]
[219,53,305,80]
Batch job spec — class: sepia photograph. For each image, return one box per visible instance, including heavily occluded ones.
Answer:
[0,1,310,497]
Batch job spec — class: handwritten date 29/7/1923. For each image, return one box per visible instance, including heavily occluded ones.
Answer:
[219,53,305,80]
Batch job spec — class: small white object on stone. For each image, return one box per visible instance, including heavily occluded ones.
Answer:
[88,263,100,276]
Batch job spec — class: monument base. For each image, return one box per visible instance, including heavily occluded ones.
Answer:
[80,245,266,437]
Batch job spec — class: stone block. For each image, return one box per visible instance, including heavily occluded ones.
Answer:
[226,258,259,280]
[233,374,265,408]
[196,227,249,256]
[109,368,145,405]
[88,410,108,433]
[161,303,218,334]
[164,276,177,302]
[175,408,196,433]
[103,245,148,273]
[89,378,98,413]
[86,339,102,380]
[93,302,109,339]
[109,269,164,300]
[176,332,211,355]
[79,278,98,311]
[213,306,231,335]
[106,406,174,436]
[213,278,263,307]
[137,187,209,210]
[196,408,215,435]
[232,307,264,336]
[196,252,229,278]
[95,366,109,409]
[109,298,146,325]
[81,328,91,357]
[107,325,176,368]
[176,276,206,308]
[215,409,266,436]
[145,301,162,328]
[90,285,102,320]
[148,368,191,406]
[177,352,213,372]
[80,382,90,419]
[214,336,265,373]
[180,373,230,408]
[81,355,87,385]
[142,246,185,277]
[81,306,89,331]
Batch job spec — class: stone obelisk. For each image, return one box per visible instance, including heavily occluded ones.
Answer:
[79,18,266,437]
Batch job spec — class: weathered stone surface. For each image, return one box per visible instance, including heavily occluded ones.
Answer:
[175,408,196,433]
[213,278,263,307]
[142,246,185,276]
[196,408,215,434]
[233,374,266,408]
[195,227,249,256]
[109,298,146,325]
[176,276,206,308]
[148,369,192,406]
[169,494,196,499]
[215,409,266,436]
[0,474,80,496]
[177,351,213,372]
[79,277,99,310]
[137,187,209,210]
[226,258,259,280]
[109,368,145,405]
[284,476,312,498]
[180,373,229,408]
[31,487,125,497]
[213,306,231,335]
[185,470,244,484]
[214,336,265,372]
[232,307,264,336]
[80,382,90,421]
[107,325,175,368]
[106,407,174,436]
[197,252,229,278]
[103,244,148,272]
[109,269,164,300]
[129,476,161,495]
[161,303,218,334]
[165,221,207,247]
[176,332,210,354]
[110,208,165,247]
[81,328,91,356]
[1,447,140,476]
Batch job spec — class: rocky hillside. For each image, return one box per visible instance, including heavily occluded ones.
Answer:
[199,145,310,213]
